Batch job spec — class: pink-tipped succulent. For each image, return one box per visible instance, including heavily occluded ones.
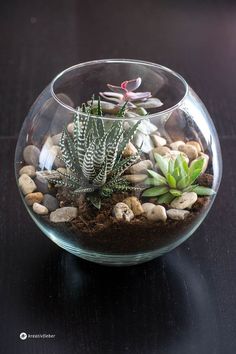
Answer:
[100,77,155,108]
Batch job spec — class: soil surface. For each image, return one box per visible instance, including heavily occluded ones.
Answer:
[50,173,213,255]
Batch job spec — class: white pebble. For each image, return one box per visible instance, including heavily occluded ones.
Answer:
[167,209,190,220]
[50,207,78,223]
[142,203,156,214]
[113,203,134,222]
[33,202,49,215]
[170,192,198,210]
[186,141,202,154]
[19,165,36,178]
[178,144,198,161]
[128,160,153,174]
[146,205,167,222]
[151,135,167,147]
[18,174,37,195]
[170,141,185,150]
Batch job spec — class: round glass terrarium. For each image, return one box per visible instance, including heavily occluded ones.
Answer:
[15,59,222,266]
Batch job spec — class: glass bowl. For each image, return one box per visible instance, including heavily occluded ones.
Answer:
[15,59,222,266]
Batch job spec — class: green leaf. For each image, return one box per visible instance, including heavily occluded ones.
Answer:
[189,168,202,184]
[74,187,95,193]
[97,96,103,117]
[192,186,215,196]
[154,154,169,177]
[142,186,169,197]
[117,101,128,117]
[172,166,181,181]
[177,176,190,189]
[182,184,198,192]
[157,192,175,204]
[169,189,182,197]
[147,170,167,185]
[113,154,139,177]
[134,107,147,116]
[87,194,102,209]
[166,173,176,188]
[82,140,96,180]
[189,158,204,176]
[144,178,167,187]
[175,154,188,179]
[93,159,107,186]
[168,159,175,175]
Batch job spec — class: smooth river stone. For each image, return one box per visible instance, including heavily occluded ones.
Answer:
[19,165,36,178]
[122,197,144,216]
[25,192,44,206]
[18,174,37,195]
[43,194,59,212]
[167,209,190,220]
[33,202,49,215]
[146,205,167,222]
[128,160,153,174]
[113,203,134,222]
[50,207,78,223]
[23,145,40,167]
[170,192,198,210]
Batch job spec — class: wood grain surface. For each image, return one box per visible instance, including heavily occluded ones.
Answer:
[0,0,236,353]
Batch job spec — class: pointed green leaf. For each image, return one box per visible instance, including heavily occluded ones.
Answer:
[154,154,169,177]
[169,189,182,197]
[175,154,188,179]
[117,101,128,117]
[177,176,190,189]
[97,96,103,117]
[144,177,167,187]
[142,186,169,197]
[74,187,95,193]
[112,154,139,177]
[135,107,147,116]
[93,159,107,186]
[157,192,175,204]
[166,173,176,188]
[147,170,167,184]
[183,184,198,192]
[192,186,215,196]
[168,159,175,175]
[82,140,96,180]
[189,168,202,184]
[189,158,204,176]
[87,194,102,209]
[172,166,181,181]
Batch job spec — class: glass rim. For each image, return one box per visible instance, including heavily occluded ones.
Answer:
[50,58,189,121]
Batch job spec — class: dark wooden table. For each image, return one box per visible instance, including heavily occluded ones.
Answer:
[1,0,236,353]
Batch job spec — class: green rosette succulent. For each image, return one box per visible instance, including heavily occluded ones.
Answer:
[142,153,215,204]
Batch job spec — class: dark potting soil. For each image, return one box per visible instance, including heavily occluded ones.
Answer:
[50,173,213,255]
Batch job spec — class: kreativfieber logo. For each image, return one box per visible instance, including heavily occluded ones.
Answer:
[20,332,27,340]
[19,332,55,340]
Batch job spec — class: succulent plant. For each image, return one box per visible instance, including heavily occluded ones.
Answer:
[100,77,163,113]
[49,98,142,209]
[142,153,215,204]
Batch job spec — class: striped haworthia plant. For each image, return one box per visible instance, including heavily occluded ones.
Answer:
[49,98,142,209]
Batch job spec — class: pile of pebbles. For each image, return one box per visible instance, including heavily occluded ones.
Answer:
[18,123,209,225]
[113,136,210,223]
[112,193,196,222]
[123,135,209,185]
[18,144,77,223]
